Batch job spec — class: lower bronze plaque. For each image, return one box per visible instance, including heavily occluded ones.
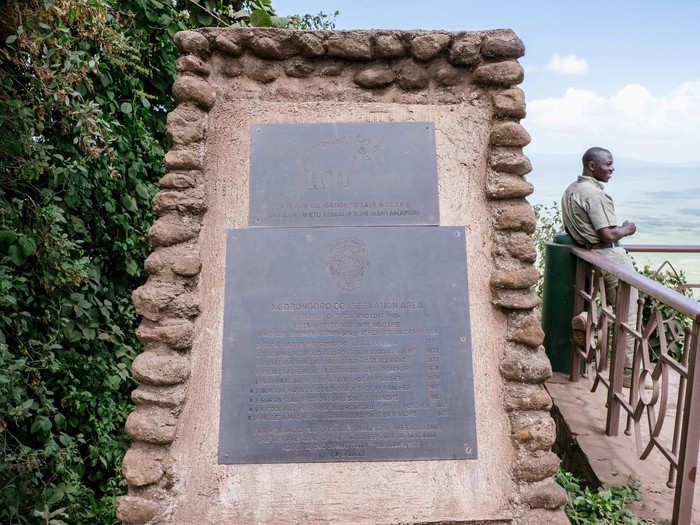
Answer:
[219,226,477,463]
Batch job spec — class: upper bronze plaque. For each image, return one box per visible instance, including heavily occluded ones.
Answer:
[249,122,439,227]
[219,226,476,464]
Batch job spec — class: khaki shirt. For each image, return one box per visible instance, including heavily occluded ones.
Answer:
[561,175,617,247]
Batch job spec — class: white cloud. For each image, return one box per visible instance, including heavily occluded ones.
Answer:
[524,80,700,163]
[546,53,589,75]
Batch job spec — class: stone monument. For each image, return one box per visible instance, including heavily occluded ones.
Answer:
[119,28,569,525]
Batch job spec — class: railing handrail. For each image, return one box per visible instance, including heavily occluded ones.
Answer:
[624,245,700,253]
[569,245,700,319]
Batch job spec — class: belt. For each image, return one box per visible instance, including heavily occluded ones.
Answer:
[591,241,620,249]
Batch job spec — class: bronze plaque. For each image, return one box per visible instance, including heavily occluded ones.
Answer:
[249,122,439,227]
[218,226,476,463]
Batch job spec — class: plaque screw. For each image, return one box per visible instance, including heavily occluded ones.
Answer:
[455,231,461,237]
[460,336,466,343]
[255,218,261,223]
[465,446,472,454]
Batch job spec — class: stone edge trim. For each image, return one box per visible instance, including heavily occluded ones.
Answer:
[116,27,567,525]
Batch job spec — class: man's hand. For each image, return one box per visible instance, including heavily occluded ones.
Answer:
[621,220,636,236]
[597,221,636,243]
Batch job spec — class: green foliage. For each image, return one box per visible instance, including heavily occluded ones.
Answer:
[533,201,564,298]
[0,0,337,523]
[556,469,655,524]
[632,261,693,362]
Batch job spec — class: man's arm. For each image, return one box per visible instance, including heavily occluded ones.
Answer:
[596,220,636,243]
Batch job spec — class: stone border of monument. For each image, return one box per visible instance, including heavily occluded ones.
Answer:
[118,28,568,525]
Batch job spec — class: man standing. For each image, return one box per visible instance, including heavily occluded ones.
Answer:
[561,147,638,386]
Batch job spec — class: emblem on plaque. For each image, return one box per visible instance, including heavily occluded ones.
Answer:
[327,238,369,291]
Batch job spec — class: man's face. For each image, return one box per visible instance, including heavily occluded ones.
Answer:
[589,152,614,183]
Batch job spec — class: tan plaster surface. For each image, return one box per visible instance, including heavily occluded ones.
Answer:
[167,95,514,524]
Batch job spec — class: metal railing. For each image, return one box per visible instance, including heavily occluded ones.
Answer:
[569,245,700,525]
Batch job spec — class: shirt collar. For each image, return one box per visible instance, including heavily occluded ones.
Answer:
[577,175,605,190]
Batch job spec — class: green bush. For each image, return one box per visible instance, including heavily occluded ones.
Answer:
[556,469,655,524]
[0,1,336,522]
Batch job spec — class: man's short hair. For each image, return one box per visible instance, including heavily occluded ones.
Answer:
[582,147,611,167]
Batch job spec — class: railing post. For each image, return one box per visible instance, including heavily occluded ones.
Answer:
[606,281,630,436]
[672,319,700,525]
[570,257,586,382]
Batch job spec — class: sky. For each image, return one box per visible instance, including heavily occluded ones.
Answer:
[275,1,700,165]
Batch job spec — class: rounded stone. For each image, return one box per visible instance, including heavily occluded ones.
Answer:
[214,33,242,56]
[132,282,182,322]
[510,410,557,451]
[493,231,537,263]
[449,33,482,66]
[172,75,215,110]
[132,351,190,386]
[491,265,540,289]
[166,105,207,146]
[320,62,344,76]
[136,321,194,351]
[375,33,406,58]
[122,445,165,487]
[395,61,429,90]
[297,32,326,57]
[481,29,525,59]
[132,384,186,408]
[248,65,279,84]
[175,55,211,77]
[490,121,531,147]
[434,64,462,86]
[513,450,561,482]
[170,291,200,319]
[171,255,201,277]
[410,32,451,61]
[487,172,534,199]
[489,147,532,175]
[508,311,546,347]
[504,382,553,412]
[493,87,526,119]
[249,35,285,59]
[221,60,243,78]
[284,58,315,78]
[523,480,569,510]
[492,288,541,310]
[353,66,395,88]
[153,190,206,215]
[159,171,198,189]
[327,32,372,60]
[174,30,209,56]
[474,60,524,86]
[164,149,202,171]
[117,496,160,525]
[500,344,552,384]
[148,214,200,247]
[493,201,536,233]
[125,406,177,444]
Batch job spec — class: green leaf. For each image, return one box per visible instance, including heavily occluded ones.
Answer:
[122,195,138,213]
[249,9,272,27]
[120,102,132,114]
[54,414,66,430]
[5,35,17,44]
[31,416,52,434]
[270,16,289,28]
[125,259,140,276]
[0,230,17,252]
[8,245,26,266]
[18,236,37,257]
[196,11,213,26]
